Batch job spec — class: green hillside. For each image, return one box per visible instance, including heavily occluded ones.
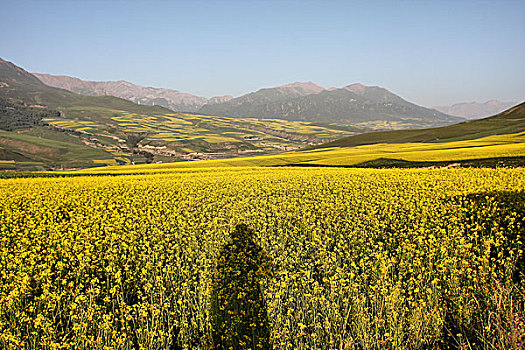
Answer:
[55,131,521,176]
[2,57,522,172]
[0,58,361,170]
[0,58,172,114]
[46,103,522,175]
[317,102,525,148]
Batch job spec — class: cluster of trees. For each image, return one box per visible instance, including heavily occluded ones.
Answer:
[0,98,59,131]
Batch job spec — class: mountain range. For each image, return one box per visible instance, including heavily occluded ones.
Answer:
[433,100,519,119]
[34,72,462,128]
[0,57,523,170]
[0,58,360,170]
[199,82,464,128]
[34,72,519,124]
[34,73,233,112]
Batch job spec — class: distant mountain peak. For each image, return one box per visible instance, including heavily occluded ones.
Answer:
[275,81,325,95]
[434,100,519,119]
[340,83,410,105]
[33,73,208,112]
[280,81,324,89]
[345,82,366,89]
[208,95,234,104]
[199,80,462,127]
[344,83,381,92]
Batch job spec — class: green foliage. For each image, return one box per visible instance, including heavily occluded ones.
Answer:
[125,133,148,150]
[438,191,525,349]
[0,126,117,170]
[0,98,59,131]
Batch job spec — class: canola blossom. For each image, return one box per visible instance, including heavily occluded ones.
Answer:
[0,167,523,349]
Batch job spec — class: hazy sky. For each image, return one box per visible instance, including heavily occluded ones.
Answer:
[1,0,524,106]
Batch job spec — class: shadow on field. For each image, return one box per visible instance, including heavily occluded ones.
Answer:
[440,190,525,350]
[275,156,525,169]
[210,224,273,350]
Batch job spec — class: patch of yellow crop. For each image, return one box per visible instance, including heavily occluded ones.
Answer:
[306,132,525,166]
[1,168,523,348]
[92,159,118,165]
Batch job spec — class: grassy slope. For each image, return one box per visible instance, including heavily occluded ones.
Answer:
[2,58,522,172]
[82,103,523,172]
[4,102,524,172]
[50,130,521,175]
[0,127,116,170]
[0,58,174,169]
[0,59,357,170]
[1,107,358,170]
[58,103,525,173]
[316,102,525,148]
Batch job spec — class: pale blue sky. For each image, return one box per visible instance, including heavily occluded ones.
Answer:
[1,0,524,106]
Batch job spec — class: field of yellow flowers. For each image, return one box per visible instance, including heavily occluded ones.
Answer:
[1,167,524,349]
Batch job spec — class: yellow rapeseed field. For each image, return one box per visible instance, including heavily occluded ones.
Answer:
[0,167,523,349]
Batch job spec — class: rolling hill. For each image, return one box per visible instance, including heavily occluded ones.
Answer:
[0,58,362,170]
[0,58,173,115]
[64,102,524,174]
[2,57,521,172]
[316,102,525,149]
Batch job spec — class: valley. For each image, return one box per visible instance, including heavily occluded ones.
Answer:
[2,1,524,348]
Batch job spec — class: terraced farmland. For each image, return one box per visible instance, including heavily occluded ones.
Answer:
[60,131,525,175]
[39,109,356,164]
